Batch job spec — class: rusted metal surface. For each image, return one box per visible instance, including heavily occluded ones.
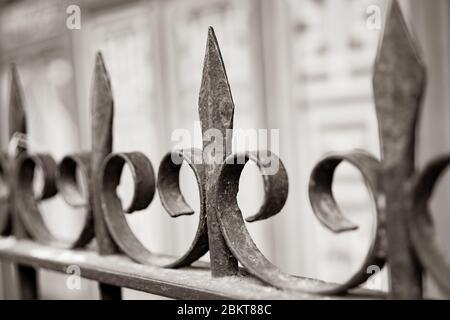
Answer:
[8,65,28,240]
[91,53,118,256]
[373,0,425,299]
[89,53,122,299]
[157,148,209,268]
[198,28,238,277]
[16,154,58,245]
[102,147,210,268]
[100,152,163,265]
[57,153,95,247]
[409,156,450,297]
[0,238,385,300]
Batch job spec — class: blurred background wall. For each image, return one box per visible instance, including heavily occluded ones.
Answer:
[0,0,449,299]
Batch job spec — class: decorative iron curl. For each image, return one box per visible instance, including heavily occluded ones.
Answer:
[215,150,385,294]
[16,153,58,245]
[100,149,211,268]
[57,153,95,247]
[157,148,209,268]
[308,150,386,293]
[213,151,343,292]
[100,151,176,266]
[15,153,94,248]
[409,156,450,296]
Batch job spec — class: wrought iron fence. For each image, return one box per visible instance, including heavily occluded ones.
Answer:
[0,0,446,300]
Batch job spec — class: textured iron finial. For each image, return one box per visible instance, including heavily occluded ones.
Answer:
[91,52,118,255]
[92,52,114,163]
[8,64,27,141]
[10,62,93,249]
[199,27,235,144]
[373,0,425,299]
[199,27,238,277]
[5,65,39,299]
[7,65,29,240]
[97,30,226,271]
[374,0,425,167]
[90,52,124,299]
[0,64,26,235]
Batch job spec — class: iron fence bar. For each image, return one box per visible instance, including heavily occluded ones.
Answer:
[90,53,122,300]
[373,0,425,298]
[0,238,385,300]
[7,66,38,300]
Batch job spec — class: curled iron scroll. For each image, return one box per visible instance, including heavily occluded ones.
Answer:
[57,153,95,247]
[16,153,93,248]
[100,149,209,267]
[308,150,386,293]
[16,153,58,245]
[216,150,385,294]
[157,148,209,267]
[409,156,450,296]
[0,152,10,234]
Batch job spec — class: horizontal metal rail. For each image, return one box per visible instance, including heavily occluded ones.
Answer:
[0,238,383,300]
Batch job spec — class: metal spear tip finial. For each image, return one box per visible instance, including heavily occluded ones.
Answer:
[373,0,425,165]
[92,51,113,153]
[198,27,235,138]
[8,64,27,138]
[93,52,113,100]
[374,0,425,77]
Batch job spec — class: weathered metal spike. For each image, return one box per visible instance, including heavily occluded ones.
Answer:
[373,0,425,166]
[199,27,235,141]
[91,52,121,299]
[91,52,117,255]
[7,65,38,298]
[373,0,425,299]
[198,27,238,277]
[92,52,113,153]
[8,64,27,139]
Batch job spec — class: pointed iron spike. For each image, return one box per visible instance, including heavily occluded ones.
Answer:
[93,52,113,102]
[199,26,235,140]
[373,0,425,166]
[8,64,27,139]
[92,51,113,157]
[198,27,238,277]
[373,0,425,299]
[375,0,425,71]
[90,52,122,299]
[7,65,37,296]
[90,51,118,257]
